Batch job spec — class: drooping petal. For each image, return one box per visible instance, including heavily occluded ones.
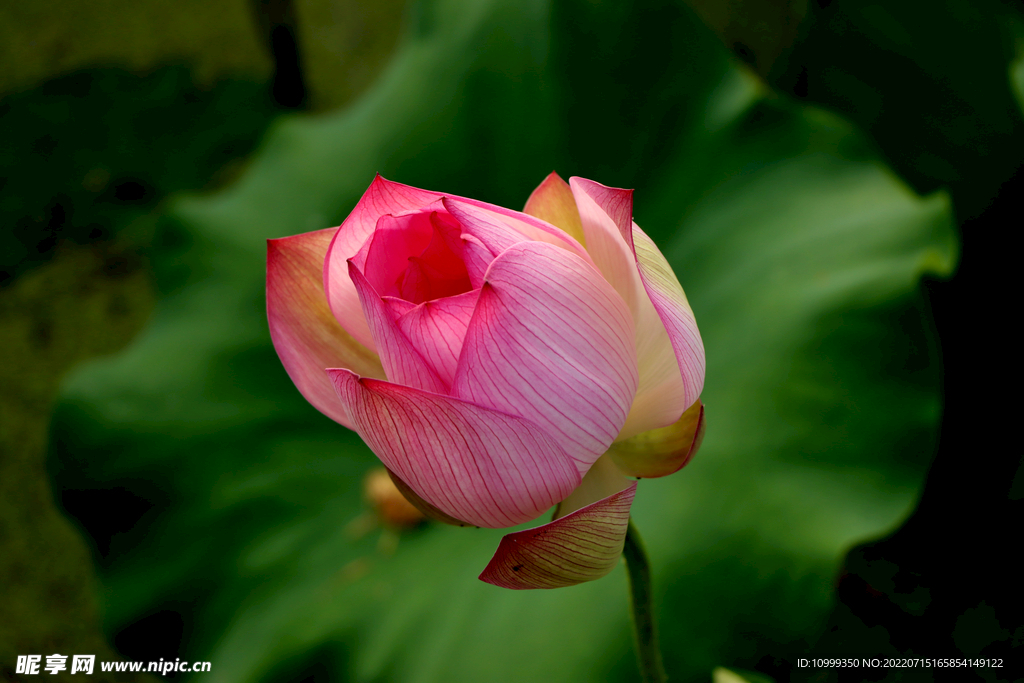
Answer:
[348,262,447,394]
[608,398,705,478]
[328,369,581,528]
[523,172,587,247]
[324,176,443,350]
[266,229,385,430]
[478,479,637,590]
[393,288,480,390]
[452,242,638,473]
[571,177,705,434]
[442,196,594,265]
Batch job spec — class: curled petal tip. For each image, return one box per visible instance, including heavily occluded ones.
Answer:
[523,172,587,246]
[609,399,705,478]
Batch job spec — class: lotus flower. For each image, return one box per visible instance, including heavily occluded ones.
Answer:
[267,173,705,589]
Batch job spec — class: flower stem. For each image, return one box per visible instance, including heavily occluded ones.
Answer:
[623,518,667,683]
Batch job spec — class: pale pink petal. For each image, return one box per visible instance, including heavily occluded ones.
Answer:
[523,171,587,247]
[608,398,705,478]
[630,224,705,408]
[267,230,385,429]
[568,178,641,313]
[394,288,481,390]
[328,369,581,528]
[452,242,638,473]
[571,177,704,435]
[348,262,447,394]
[443,196,594,265]
[324,177,443,350]
[479,480,636,589]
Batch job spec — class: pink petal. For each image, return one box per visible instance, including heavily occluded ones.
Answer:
[442,196,594,265]
[385,467,472,526]
[348,261,447,394]
[630,224,706,408]
[608,399,705,478]
[266,230,385,429]
[452,242,638,473]
[324,176,444,350]
[442,197,527,254]
[567,178,641,312]
[393,288,481,390]
[400,216,472,302]
[523,171,587,247]
[328,369,581,528]
[460,234,494,289]
[570,177,705,435]
[479,478,637,590]
[359,211,435,297]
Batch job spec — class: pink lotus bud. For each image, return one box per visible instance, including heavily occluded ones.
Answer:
[267,173,705,588]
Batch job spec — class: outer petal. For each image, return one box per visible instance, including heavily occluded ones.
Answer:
[479,477,637,590]
[324,176,443,350]
[608,398,705,478]
[453,242,638,473]
[328,369,581,528]
[523,172,587,247]
[348,262,447,394]
[631,224,705,410]
[570,177,705,435]
[385,467,472,527]
[267,229,385,429]
[393,288,481,390]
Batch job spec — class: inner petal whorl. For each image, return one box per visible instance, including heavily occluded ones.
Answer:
[358,207,472,305]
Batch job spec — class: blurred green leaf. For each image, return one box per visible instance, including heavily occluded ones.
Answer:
[1012,20,1024,115]
[771,0,1024,220]
[713,666,775,683]
[0,66,277,284]
[51,0,955,682]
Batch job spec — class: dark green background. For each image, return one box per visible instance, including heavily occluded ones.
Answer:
[1,0,1020,681]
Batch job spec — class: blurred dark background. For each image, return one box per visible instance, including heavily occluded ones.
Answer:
[1,0,1020,681]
